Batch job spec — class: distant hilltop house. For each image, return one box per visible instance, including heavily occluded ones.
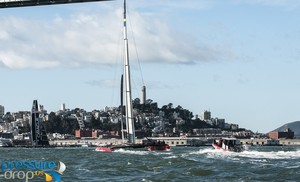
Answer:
[268,128,294,140]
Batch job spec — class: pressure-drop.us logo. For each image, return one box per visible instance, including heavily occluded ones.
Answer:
[0,160,66,182]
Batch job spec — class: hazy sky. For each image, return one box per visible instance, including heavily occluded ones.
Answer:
[1,0,300,133]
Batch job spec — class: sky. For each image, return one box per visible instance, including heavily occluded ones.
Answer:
[0,0,300,133]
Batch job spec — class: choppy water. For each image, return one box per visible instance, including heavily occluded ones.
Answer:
[1,146,300,181]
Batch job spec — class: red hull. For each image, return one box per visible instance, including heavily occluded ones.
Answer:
[147,144,170,151]
[95,147,114,152]
[212,143,227,151]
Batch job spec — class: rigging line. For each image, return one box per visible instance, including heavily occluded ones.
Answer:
[127,4,145,87]
[110,21,123,107]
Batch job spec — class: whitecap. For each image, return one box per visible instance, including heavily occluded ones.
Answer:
[285,165,300,169]
[114,148,148,155]
[152,151,173,156]
[237,150,300,160]
[163,155,177,159]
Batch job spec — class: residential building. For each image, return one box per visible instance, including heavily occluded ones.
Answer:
[268,128,294,139]
[0,105,4,116]
[75,129,92,138]
[201,110,211,121]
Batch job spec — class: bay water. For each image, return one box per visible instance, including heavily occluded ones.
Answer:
[1,146,299,181]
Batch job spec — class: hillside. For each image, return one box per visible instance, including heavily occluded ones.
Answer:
[272,121,300,136]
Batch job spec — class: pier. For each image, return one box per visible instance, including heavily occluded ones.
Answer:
[48,137,300,147]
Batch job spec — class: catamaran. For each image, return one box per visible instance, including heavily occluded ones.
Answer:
[96,0,170,152]
[31,100,50,147]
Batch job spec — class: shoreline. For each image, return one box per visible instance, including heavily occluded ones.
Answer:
[49,137,300,147]
[3,137,300,148]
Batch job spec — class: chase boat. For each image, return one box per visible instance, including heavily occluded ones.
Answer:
[144,139,170,151]
[212,138,245,152]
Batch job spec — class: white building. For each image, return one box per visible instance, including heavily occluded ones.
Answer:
[61,103,66,111]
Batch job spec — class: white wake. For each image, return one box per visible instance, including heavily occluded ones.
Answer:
[194,147,300,160]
